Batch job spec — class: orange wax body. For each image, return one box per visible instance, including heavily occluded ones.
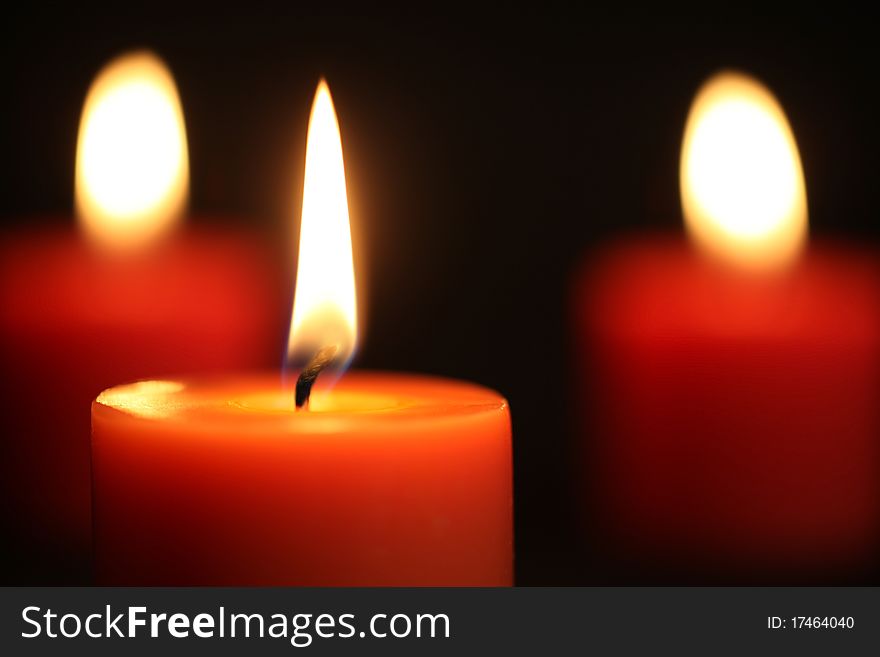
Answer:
[0,226,283,583]
[92,372,513,586]
[575,237,880,581]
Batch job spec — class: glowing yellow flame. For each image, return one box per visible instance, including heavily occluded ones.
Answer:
[287,80,357,368]
[75,51,189,251]
[680,71,807,270]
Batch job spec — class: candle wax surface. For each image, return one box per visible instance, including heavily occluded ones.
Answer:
[92,372,513,586]
[575,236,880,582]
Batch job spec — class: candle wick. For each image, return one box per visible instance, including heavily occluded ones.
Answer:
[295,345,339,410]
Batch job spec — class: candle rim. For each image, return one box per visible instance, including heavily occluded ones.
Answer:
[93,370,510,437]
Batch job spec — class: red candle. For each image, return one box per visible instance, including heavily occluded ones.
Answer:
[91,80,513,585]
[92,374,512,585]
[574,72,880,580]
[0,52,282,583]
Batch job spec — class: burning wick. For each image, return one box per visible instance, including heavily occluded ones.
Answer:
[295,345,339,410]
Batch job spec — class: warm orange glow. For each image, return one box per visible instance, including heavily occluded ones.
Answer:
[287,80,357,368]
[75,51,189,252]
[96,380,186,419]
[680,71,807,270]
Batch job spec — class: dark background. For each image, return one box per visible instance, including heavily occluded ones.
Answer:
[1,4,877,584]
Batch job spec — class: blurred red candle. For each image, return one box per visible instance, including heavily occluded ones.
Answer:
[91,81,513,585]
[0,51,281,583]
[575,72,880,580]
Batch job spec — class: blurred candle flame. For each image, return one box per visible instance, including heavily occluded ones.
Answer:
[287,80,357,372]
[75,51,189,252]
[680,71,807,270]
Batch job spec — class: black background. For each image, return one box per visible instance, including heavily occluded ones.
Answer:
[1,4,877,584]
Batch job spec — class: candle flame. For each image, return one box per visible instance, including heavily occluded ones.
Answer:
[287,80,357,372]
[75,51,189,252]
[680,71,807,270]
